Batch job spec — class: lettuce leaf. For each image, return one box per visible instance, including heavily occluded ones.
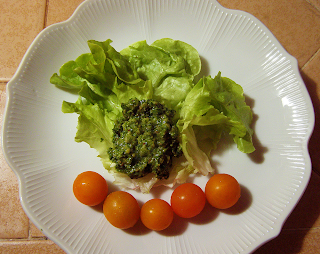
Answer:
[120,38,200,113]
[177,72,255,177]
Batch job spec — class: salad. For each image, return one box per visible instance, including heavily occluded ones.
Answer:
[50,38,255,193]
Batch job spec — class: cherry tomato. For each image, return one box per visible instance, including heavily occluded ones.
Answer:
[103,191,140,229]
[205,174,241,209]
[73,171,108,206]
[170,183,206,218]
[140,199,173,231]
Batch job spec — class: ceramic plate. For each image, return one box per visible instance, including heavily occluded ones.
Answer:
[2,0,315,253]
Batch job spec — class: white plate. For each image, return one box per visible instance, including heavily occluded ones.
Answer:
[2,0,315,253]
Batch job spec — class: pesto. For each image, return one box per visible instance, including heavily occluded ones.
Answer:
[108,98,182,179]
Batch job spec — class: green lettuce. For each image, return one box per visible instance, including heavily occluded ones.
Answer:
[177,73,255,176]
[51,38,255,193]
[120,38,200,113]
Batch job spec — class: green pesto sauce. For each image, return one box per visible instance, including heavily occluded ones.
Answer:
[108,98,182,179]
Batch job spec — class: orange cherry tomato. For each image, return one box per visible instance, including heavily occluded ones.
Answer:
[73,171,108,206]
[103,191,140,229]
[140,199,174,231]
[205,174,241,209]
[170,183,206,218]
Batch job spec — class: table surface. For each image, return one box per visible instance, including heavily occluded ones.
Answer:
[1,0,320,253]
